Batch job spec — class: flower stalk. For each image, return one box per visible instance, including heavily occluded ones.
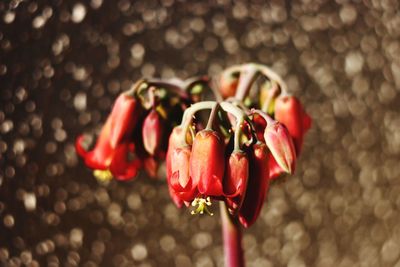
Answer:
[220,202,244,267]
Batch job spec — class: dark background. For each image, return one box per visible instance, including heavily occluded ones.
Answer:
[1,0,400,266]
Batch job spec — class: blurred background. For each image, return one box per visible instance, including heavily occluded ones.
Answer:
[1,0,400,266]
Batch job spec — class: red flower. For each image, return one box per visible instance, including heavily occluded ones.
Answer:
[269,96,311,179]
[238,142,270,228]
[190,130,225,197]
[169,146,198,202]
[224,151,249,213]
[274,96,311,154]
[75,93,141,181]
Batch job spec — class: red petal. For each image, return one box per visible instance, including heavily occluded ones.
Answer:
[190,130,225,197]
[109,143,141,181]
[170,171,198,202]
[224,151,249,212]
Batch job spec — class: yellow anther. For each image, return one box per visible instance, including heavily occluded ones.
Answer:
[93,169,113,182]
[190,197,213,216]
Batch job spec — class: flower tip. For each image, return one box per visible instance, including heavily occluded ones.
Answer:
[75,135,88,157]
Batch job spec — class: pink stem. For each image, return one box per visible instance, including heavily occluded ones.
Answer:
[234,64,259,101]
[220,202,244,267]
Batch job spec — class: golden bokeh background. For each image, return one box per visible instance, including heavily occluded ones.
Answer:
[1,0,400,266]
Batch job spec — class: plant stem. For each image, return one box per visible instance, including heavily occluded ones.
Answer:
[234,64,259,101]
[220,202,244,267]
[206,102,220,130]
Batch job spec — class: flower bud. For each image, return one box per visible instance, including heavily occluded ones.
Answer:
[274,96,311,154]
[224,151,249,213]
[239,142,269,228]
[190,130,225,197]
[219,71,239,98]
[264,121,296,174]
[142,109,164,156]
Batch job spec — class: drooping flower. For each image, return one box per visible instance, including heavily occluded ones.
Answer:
[238,142,270,228]
[268,96,311,179]
[274,96,311,154]
[224,151,249,213]
[190,129,226,197]
[75,93,141,181]
[166,127,196,207]
[169,146,197,202]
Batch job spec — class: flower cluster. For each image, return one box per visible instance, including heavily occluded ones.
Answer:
[75,78,208,181]
[166,63,311,227]
[76,63,311,229]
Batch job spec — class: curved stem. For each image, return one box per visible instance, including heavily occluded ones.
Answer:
[251,109,275,125]
[206,103,220,130]
[180,101,217,130]
[220,202,244,267]
[124,79,147,97]
[146,78,190,101]
[178,101,217,146]
[220,102,245,152]
[261,81,280,113]
[234,64,259,102]
[255,63,289,96]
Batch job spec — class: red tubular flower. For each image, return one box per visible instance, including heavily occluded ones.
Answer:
[224,151,249,213]
[165,126,197,208]
[264,121,296,175]
[239,142,270,228]
[190,130,225,197]
[274,96,312,154]
[169,146,198,203]
[166,127,191,178]
[75,93,141,181]
[142,109,164,156]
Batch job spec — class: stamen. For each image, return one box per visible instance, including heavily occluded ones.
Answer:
[93,169,113,182]
[190,197,214,216]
